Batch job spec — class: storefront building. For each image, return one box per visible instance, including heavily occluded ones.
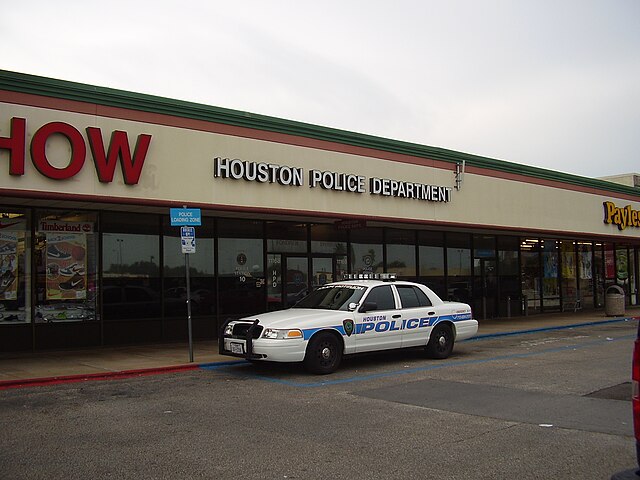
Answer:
[1,70,639,352]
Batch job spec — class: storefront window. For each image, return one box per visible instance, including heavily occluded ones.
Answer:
[594,244,605,307]
[419,247,444,276]
[446,234,471,276]
[521,238,541,314]
[418,231,445,298]
[35,210,98,323]
[310,224,347,255]
[617,247,630,291]
[267,222,307,253]
[386,229,416,278]
[542,239,560,311]
[473,235,496,318]
[350,228,383,275]
[446,233,471,303]
[0,210,30,324]
[605,244,615,281]
[629,248,638,305]
[497,236,520,317]
[102,213,160,321]
[218,219,265,317]
[163,217,215,318]
[560,241,577,310]
[630,249,637,305]
[578,243,594,309]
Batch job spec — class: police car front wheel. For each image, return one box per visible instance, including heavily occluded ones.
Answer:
[303,332,343,375]
[425,323,454,359]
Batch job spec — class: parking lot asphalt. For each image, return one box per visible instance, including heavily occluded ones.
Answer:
[1,308,638,389]
[1,316,637,480]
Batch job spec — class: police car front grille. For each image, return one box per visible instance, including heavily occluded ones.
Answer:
[232,322,263,339]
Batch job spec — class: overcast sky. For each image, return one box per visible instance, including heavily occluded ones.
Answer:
[1,0,638,179]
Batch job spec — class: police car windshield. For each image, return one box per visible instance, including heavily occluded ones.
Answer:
[293,285,366,311]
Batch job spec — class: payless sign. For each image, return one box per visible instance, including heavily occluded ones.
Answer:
[0,117,152,184]
[603,201,640,231]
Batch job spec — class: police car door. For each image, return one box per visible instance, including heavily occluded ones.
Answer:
[395,284,436,348]
[355,284,402,353]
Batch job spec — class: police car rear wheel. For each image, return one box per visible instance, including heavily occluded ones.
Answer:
[303,332,342,375]
[425,323,454,359]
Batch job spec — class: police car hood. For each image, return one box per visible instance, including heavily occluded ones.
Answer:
[240,308,346,329]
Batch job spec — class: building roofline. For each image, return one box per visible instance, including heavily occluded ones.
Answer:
[1,69,638,198]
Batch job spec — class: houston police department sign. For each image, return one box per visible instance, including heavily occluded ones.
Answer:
[213,157,452,203]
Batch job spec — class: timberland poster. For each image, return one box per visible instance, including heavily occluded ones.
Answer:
[0,232,18,301]
[45,233,87,300]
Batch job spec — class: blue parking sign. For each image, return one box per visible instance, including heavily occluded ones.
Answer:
[181,226,195,237]
[170,208,201,226]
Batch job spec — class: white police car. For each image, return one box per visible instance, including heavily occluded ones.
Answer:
[219,274,478,374]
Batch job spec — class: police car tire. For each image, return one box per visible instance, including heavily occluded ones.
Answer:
[425,323,454,359]
[303,332,343,375]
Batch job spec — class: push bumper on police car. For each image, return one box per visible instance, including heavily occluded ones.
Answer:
[219,318,308,363]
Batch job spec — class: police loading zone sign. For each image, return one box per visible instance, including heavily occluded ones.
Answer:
[181,226,196,254]
[169,207,202,363]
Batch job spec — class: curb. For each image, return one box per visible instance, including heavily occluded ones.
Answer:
[0,363,200,390]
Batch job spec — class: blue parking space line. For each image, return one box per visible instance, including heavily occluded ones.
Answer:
[199,328,636,388]
[198,360,246,369]
[466,317,636,342]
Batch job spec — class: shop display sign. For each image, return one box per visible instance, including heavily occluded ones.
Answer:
[44,232,87,300]
[603,201,640,231]
[0,232,18,300]
[0,117,151,184]
[214,157,452,203]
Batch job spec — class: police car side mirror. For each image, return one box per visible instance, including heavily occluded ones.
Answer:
[348,302,358,312]
[359,302,378,313]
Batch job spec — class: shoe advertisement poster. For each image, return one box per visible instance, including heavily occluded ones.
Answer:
[0,232,18,300]
[46,233,87,300]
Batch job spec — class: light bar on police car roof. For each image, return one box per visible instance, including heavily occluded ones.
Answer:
[342,273,397,280]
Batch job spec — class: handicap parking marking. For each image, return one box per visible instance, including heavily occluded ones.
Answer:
[199,323,636,388]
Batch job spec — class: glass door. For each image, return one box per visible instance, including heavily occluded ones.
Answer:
[481,259,497,319]
[285,256,308,308]
[269,255,340,310]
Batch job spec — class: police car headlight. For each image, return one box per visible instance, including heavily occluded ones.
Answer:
[224,324,234,336]
[262,328,303,340]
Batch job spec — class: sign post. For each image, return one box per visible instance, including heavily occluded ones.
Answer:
[170,207,201,362]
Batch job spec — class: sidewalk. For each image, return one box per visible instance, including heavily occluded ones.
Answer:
[1,308,638,389]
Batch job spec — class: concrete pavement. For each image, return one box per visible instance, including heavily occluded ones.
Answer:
[1,308,638,388]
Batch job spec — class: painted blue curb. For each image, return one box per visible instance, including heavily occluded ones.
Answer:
[466,316,637,342]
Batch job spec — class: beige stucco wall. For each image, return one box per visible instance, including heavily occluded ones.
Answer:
[1,102,639,240]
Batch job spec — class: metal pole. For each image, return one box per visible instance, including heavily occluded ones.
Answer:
[186,252,193,362]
